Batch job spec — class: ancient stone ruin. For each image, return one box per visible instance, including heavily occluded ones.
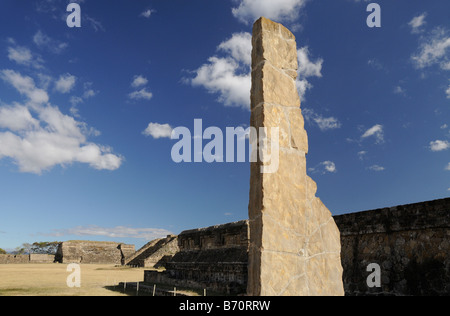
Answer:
[55,241,135,265]
[247,17,344,296]
[139,198,449,296]
[144,221,249,295]
[124,235,178,268]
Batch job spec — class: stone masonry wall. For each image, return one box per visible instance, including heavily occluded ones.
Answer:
[334,198,450,296]
[55,241,135,264]
[145,221,249,295]
[125,235,178,268]
[144,198,449,296]
[0,254,54,264]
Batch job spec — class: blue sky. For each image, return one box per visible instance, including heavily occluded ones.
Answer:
[0,0,449,251]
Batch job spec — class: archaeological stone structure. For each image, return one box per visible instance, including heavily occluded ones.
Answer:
[247,17,344,296]
[141,198,449,296]
[124,235,178,268]
[335,198,450,296]
[144,221,249,295]
[0,254,54,264]
[55,241,135,264]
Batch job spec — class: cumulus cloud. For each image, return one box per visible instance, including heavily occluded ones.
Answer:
[1,69,49,104]
[128,88,153,101]
[232,0,308,24]
[446,163,450,171]
[411,27,450,71]
[140,9,155,19]
[0,69,122,174]
[189,33,252,109]
[188,32,323,109]
[296,47,323,100]
[131,75,149,88]
[361,124,384,144]
[408,13,427,34]
[302,108,341,131]
[7,45,44,69]
[55,73,76,93]
[368,165,385,172]
[143,123,173,139]
[309,161,337,174]
[429,140,450,152]
[33,30,68,54]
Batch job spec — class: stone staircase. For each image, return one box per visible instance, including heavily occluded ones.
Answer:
[124,235,178,268]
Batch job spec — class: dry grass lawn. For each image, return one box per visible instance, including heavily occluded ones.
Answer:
[0,264,145,296]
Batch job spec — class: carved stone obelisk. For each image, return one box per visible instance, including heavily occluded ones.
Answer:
[247,17,344,296]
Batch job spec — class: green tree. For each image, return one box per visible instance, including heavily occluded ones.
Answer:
[30,242,60,255]
[0,248,6,254]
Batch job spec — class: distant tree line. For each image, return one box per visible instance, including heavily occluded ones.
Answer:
[1,242,60,255]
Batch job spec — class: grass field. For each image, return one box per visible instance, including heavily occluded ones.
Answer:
[0,264,146,296]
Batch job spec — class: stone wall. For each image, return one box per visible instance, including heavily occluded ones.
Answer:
[144,198,449,296]
[0,255,30,264]
[334,198,450,296]
[0,254,54,264]
[125,235,178,268]
[144,221,249,295]
[55,241,135,264]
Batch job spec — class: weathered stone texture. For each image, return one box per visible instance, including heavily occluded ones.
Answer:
[335,198,450,296]
[125,235,178,268]
[248,17,344,296]
[144,221,249,295]
[55,241,135,264]
[0,254,30,264]
[0,254,54,264]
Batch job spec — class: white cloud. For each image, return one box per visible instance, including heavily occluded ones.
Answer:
[411,27,450,70]
[0,70,122,174]
[189,33,252,109]
[430,140,450,152]
[45,225,173,241]
[394,86,406,95]
[143,123,173,139]
[217,32,252,66]
[189,32,323,109]
[408,13,427,34]
[140,9,154,18]
[7,45,44,69]
[128,88,153,101]
[55,73,76,94]
[445,163,450,171]
[298,46,323,78]
[446,85,450,99]
[1,69,49,104]
[296,47,323,100]
[368,165,385,171]
[441,124,448,129]
[190,56,251,108]
[131,75,148,88]
[303,108,341,131]
[361,124,384,144]
[309,161,337,174]
[357,151,367,160]
[0,105,39,131]
[367,58,385,71]
[232,0,308,24]
[33,30,68,54]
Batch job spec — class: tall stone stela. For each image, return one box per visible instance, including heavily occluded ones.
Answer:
[247,17,344,296]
